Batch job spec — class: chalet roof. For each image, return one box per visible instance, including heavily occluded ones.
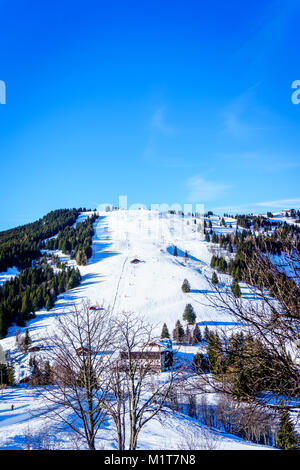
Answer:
[120,351,161,360]
[141,338,173,352]
[119,338,173,359]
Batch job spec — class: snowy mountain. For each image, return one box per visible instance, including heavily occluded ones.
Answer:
[0,208,297,450]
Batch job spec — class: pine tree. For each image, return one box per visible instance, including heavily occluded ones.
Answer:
[212,233,219,243]
[45,295,52,311]
[161,323,170,339]
[231,279,241,298]
[185,325,192,345]
[204,325,210,342]
[211,271,219,285]
[232,366,253,400]
[23,328,31,352]
[183,304,196,325]
[6,364,15,386]
[181,279,191,293]
[220,217,227,227]
[193,352,208,373]
[31,359,42,386]
[16,311,25,328]
[192,323,202,343]
[21,291,31,316]
[275,403,298,450]
[207,332,224,375]
[173,320,185,344]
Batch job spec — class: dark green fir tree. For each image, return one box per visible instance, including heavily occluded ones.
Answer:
[181,279,191,293]
[173,320,185,344]
[275,403,298,450]
[231,279,241,298]
[183,303,196,325]
[211,272,219,285]
[161,323,170,339]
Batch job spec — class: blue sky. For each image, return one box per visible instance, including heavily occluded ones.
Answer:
[0,0,300,230]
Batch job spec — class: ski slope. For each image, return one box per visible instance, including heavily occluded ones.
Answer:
[0,209,273,450]
[60,209,242,336]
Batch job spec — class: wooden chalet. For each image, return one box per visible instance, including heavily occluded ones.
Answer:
[120,338,173,372]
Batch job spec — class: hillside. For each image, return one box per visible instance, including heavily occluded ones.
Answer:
[0,208,298,450]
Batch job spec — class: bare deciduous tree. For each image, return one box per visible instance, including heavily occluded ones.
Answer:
[196,231,300,411]
[105,312,177,450]
[42,300,115,450]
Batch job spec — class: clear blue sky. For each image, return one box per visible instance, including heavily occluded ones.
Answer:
[0,0,300,230]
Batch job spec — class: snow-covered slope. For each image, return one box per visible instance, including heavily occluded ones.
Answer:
[0,266,19,286]
[0,209,272,450]
[55,209,241,336]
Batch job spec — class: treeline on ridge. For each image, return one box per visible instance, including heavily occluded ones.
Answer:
[0,259,81,338]
[0,209,80,272]
[43,213,99,265]
[209,223,299,304]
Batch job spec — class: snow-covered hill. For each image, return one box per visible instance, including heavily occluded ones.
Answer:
[0,209,274,450]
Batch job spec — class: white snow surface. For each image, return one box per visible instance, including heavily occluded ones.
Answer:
[0,266,20,286]
[0,210,274,450]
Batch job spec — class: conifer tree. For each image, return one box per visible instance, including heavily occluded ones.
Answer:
[161,323,170,339]
[275,403,298,450]
[211,272,219,285]
[44,360,53,385]
[185,325,192,345]
[45,295,52,311]
[212,233,219,243]
[183,304,196,325]
[193,352,208,373]
[207,332,224,375]
[192,323,202,343]
[181,279,191,293]
[6,364,15,386]
[23,328,31,352]
[232,367,253,400]
[204,325,210,342]
[231,279,241,298]
[21,291,31,316]
[172,320,185,343]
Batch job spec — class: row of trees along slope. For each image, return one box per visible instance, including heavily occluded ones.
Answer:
[0,261,81,337]
[0,209,99,336]
[208,219,300,284]
[42,212,98,265]
[195,222,300,446]
[0,209,80,272]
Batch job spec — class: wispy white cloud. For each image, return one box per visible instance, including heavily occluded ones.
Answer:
[212,198,300,215]
[220,85,278,139]
[149,106,177,136]
[143,105,191,168]
[255,198,300,209]
[220,150,300,172]
[186,175,231,202]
